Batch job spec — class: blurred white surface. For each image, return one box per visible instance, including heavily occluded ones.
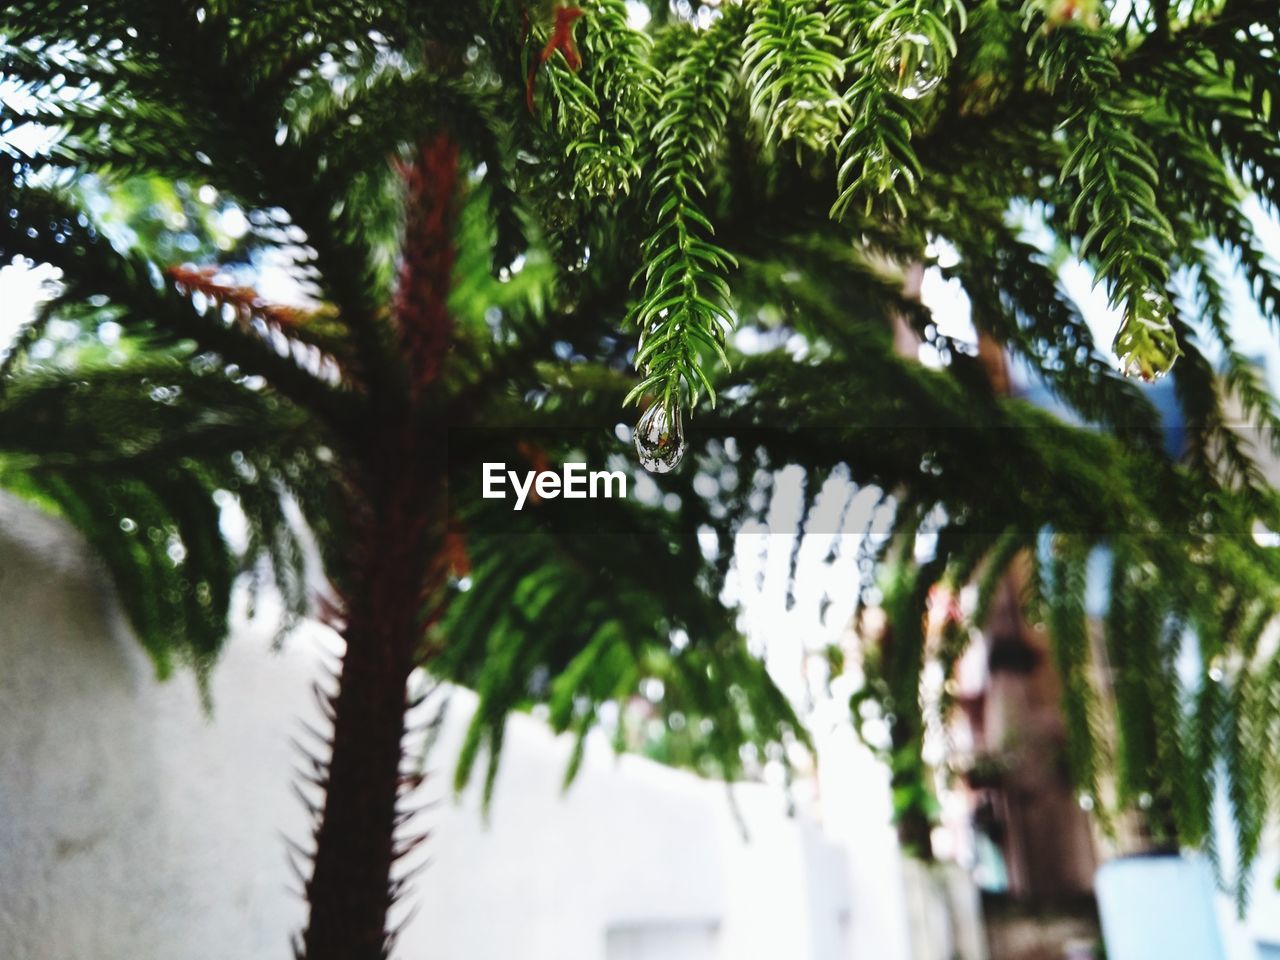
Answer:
[1097,855,1228,960]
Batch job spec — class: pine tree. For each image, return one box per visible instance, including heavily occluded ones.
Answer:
[2,0,1280,952]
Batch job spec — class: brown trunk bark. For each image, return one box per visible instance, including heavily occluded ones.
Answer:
[299,427,437,960]
[299,616,413,959]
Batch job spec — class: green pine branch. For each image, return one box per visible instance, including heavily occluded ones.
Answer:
[626,10,746,414]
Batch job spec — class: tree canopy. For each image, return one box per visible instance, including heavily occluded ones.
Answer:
[2,0,1280,950]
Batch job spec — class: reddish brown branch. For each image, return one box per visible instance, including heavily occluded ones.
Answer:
[525,6,585,112]
[393,135,460,399]
[166,264,352,382]
[168,264,321,330]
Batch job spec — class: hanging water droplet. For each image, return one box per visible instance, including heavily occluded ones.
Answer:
[119,517,137,534]
[1207,656,1225,683]
[1137,791,1154,810]
[1114,291,1180,382]
[1077,792,1095,812]
[634,402,687,473]
[882,32,942,100]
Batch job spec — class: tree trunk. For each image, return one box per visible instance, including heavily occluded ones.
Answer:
[300,614,414,959]
[299,131,457,958]
[299,429,437,960]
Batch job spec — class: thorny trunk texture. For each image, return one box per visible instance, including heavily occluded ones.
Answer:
[299,135,459,959]
[300,454,428,959]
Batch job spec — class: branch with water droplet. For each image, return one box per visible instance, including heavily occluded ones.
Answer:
[829,0,965,220]
[624,9,745,471]
[1026,3,1179,381]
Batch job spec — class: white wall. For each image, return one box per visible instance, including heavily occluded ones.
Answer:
[0,492,923,960]
[0,494,311,959]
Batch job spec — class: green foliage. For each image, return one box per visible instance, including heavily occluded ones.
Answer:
[831,0,965,218]
[625,8,744,414]
[743,0,848,150]
[437,512,804,803]
[0,355,334,683]
[2,0,1280,908]
[542,0,658,199]
[1043,535,1106,817]
[1026,2,1180,380]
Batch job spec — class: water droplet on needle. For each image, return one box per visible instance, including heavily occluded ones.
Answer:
[635,403,687,473]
